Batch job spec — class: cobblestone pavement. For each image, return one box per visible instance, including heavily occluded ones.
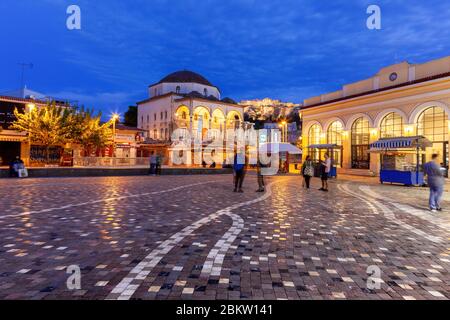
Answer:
[0,175,449,300]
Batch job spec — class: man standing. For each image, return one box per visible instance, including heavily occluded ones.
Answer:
[233,150,246,193]
[319,153,331,192]
[423,154,445,212]
[256,159,265,193]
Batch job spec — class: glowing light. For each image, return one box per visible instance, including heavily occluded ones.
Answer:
[26,103,36,112]
[404,125,414,135]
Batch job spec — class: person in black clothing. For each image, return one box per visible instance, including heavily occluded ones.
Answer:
[233,151,247,193]
[9,156,24,178]
[256,159,265,192]
[301,156,314,189]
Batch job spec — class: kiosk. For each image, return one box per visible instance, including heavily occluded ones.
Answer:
[369,136,432,186]
[258,142,302,174]
[307,144,342,178]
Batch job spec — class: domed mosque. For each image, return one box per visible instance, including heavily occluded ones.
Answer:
[137,70,246,166]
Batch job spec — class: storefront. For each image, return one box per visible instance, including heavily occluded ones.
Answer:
[301,56,450,176]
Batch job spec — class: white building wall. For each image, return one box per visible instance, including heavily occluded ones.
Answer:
[148,83,220,99]
[138,95,174,140]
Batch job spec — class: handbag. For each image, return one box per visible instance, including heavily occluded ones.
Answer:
[18,168,28,178]
[304,163,314,177]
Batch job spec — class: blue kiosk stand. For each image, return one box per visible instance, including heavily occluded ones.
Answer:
[369,136,432,186]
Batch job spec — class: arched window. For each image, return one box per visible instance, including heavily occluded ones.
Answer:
[417,106,449,165]
[176,86,181,94]
[204,88,208,96]
[327,121,343,167]
[351,117,370,169]
[417,107,448,142]
[380,113,404,138]
[308,124,321,145]
[308,124,321,161]
[327,121,343,146]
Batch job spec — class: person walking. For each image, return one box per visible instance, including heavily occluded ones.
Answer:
[423,154,445,212]
[149,151,157,176]
[319,153,331,192]
[301,155,314,189]
[233,151,246,193]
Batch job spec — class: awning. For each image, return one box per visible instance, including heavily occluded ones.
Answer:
[307,144,342,150]
[370,136,432,151]
[0,134,28,142]
[259,143,302,154]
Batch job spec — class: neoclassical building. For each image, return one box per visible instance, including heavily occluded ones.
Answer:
[302,55,450,175]
[137,70,246,164]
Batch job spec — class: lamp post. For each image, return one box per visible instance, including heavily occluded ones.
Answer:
[111,113,120,160]
[26,103,36,166]
[279,121,287,143]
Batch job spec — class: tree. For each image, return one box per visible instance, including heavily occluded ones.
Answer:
[124,105,138,127]
[67,107,113,156]
[12,103,114,163]
[12,102,72,163]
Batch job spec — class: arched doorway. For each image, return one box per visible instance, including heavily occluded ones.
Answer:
[211,109,225,140]
[193,107,210,140]
[417,106,449,167]
[351,117,370,169]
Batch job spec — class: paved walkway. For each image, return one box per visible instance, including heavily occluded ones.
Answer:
[0,175,448,300]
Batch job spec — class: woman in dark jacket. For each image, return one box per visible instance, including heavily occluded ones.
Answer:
[301,156,314,189]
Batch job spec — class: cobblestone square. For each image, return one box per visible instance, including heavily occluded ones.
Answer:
[0,175,449,300]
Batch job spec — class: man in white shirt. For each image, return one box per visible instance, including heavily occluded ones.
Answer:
[320,153,331,192]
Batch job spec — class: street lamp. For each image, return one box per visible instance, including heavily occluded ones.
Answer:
[111,113,120,158]
[279,121,287,143]
[26,103,36,166]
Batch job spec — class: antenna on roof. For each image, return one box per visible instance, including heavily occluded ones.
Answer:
[18,62,33,91]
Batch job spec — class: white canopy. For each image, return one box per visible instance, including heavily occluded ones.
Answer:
[258,143,302,154]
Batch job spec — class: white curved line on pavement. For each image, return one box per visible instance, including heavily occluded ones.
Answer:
[359,186,450,231]
[338,184,443,243]
[106,182,278,300]
[0,181,214,219]
[200,212,244,278]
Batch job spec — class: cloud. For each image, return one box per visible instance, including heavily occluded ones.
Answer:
[2,0,450,110]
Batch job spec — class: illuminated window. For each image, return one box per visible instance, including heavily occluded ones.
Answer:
[327,121,343,146]
[327,121,343,167]
[380,113,404,138]
[351,117,370,169]
[308,124,321,146]
[308,124,322,161]
[417,107,448,142]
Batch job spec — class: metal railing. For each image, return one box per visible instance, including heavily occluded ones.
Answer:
[73,157,150,167]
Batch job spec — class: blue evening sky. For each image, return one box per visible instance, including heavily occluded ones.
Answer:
[1,0,449,118]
